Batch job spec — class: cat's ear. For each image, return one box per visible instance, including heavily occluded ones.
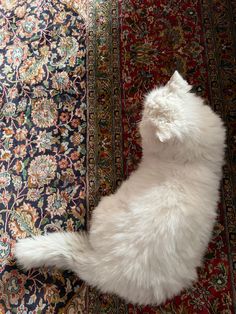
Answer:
[154,121,183,143]
[167,71,192,93]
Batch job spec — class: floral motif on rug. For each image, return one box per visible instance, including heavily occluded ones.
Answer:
[0,1,87,312]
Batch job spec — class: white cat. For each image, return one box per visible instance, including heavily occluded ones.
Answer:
[15,71,226,305]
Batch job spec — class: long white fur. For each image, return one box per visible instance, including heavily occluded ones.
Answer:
[15,71,226,305]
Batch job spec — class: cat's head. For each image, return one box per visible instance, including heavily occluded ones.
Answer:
[139,71,225,165]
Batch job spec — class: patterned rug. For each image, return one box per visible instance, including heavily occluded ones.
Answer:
[0,0,235,313]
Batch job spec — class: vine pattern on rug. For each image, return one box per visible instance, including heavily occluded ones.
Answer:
[0,1,87,312]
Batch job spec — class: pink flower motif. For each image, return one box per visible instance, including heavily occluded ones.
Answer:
[0,270,27,309]
[6,41,28,67]
[17,16,40,38]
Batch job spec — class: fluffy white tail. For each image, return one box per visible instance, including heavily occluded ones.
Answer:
[15,232,96,282]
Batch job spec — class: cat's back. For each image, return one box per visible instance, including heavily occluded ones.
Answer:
[119,159,219,211]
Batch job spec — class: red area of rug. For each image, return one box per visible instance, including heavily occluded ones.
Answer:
[119,0,236,312]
